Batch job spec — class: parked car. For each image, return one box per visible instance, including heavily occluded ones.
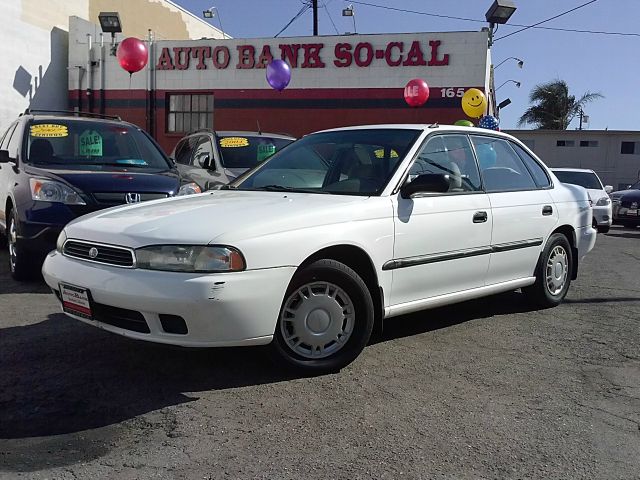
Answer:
[0,110,199,280]
[610,180,640,228]
[170,130,295,191]
[42,125,596,373]
[551,168,613,233]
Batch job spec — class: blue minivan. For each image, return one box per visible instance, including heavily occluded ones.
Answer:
[0,111,198,280]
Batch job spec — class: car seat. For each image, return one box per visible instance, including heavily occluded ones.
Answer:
[29,139,54,163]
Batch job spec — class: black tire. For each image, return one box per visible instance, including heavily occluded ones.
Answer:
[271,259,374,374]
[6,209,37,281]
[522,233,573,309]
[597,225,610,234]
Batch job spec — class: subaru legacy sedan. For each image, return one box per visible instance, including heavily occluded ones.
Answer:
[42,125,596,373]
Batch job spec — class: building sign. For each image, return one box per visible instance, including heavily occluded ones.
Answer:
[156,39,450,71]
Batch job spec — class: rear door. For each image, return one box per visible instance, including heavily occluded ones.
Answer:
[471,135,558,285]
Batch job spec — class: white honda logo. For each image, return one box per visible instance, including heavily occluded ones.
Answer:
[125,193,142,204]
[88,247,99,259]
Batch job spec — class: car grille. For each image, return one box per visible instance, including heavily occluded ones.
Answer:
[93,192,169,205]
[63,240,135,267]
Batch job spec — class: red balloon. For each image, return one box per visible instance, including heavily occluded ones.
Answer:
[404,78,430,107]
[116,37,148,74]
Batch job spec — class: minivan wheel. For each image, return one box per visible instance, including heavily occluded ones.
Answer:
[523,233,572,308]
[272,259,374,374]
[7,210,36,281]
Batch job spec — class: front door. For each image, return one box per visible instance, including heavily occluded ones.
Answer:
[389,134,492,307]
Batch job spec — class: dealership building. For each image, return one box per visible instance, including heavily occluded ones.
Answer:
[66,18,495,153]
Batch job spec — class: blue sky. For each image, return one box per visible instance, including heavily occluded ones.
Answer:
[175,0,639,131]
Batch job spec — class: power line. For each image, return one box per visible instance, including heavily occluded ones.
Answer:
[323,2,340,35]
[343,0,640,38]
[494,0,598,41]
[274,4,310,37]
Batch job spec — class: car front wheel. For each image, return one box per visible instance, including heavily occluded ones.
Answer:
[7,210,37,281]
[272,259,374,374]
[523,233,572,308]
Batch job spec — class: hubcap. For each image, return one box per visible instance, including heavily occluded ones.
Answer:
[280,281,355,359]
[8,217,16,273]
[545,245,568,296]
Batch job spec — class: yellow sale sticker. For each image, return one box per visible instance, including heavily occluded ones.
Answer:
[374,148,398,159]
[219,137,249,148]
[30,124,68,138]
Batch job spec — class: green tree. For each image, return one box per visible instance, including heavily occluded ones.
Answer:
[518,79,603,129]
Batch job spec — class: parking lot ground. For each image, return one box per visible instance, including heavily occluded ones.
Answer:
[0,226,639,479]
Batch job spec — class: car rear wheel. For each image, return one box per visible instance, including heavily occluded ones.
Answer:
[522,233,572,308]
[7,210,37,281]
[272,259,374,374]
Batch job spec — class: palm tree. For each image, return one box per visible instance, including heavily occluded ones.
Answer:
[518,80,603,129]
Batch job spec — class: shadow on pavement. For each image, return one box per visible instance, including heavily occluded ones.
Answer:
[564,297,640,304]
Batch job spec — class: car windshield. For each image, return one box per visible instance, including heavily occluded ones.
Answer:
[26,119,171,171]
[232,129,421,196]
[217,135,294,169]
[554,171,603,190]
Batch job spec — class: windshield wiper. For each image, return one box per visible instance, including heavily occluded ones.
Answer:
[254,185,329,194]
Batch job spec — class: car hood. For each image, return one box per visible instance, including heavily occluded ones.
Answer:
[610,188,640,200]
[64,190,374,248]
[24,165,180,194]
[584,188,609,201]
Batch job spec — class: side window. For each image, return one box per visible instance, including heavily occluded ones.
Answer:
[6,122,23,159]
[471,136,537,192]
[510,142,551,188]
[0,123,17,150]
[174,137,197,165]
[410,134,482,192]
[192,136,214,169]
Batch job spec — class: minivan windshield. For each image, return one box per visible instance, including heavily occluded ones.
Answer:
[233,129,421,195]
[554,170,603,190]
[217,135,294,169]
[26,120,171,171]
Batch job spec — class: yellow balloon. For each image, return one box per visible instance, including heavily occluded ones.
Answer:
[461,88,487,118]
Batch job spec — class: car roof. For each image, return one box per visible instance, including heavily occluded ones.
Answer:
[22,114,135,127]
[187,130,295,140]
[551,168,597,173]
[312,124,520,140]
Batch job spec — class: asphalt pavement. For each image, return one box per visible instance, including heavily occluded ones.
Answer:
[0,226,638,479]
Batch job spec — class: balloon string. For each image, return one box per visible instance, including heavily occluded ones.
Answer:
[128,74,132,113]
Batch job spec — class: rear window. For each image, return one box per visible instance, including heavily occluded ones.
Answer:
[26,120,171,170]
[217,135,294,169]
[553,171,603,190]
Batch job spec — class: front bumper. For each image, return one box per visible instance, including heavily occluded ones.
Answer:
[612,205,640,225]
[592,204,612,227]
[42,251,296,347]
[576,225,597,261]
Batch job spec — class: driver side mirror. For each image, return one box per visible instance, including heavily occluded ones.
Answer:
[604,185,613,194]
[400,173,450,198]
[0,150,10,164]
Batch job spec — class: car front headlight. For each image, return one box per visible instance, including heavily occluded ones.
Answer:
[56,230,67,252]
[135,245,245,273]
[30,178,85,205]
[177,182,202,196]
[596,197,611,206]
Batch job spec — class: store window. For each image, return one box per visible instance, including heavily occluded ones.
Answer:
[579,140,599,147]
[167,94,213,133]
[556,140,575,147]
[621,141,638,154]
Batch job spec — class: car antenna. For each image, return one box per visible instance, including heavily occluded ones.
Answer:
[256,120,262,135]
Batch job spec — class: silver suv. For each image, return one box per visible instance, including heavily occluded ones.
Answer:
[170,130,295,191]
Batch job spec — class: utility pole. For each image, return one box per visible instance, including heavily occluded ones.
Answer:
[578,108,584,130]
[312,0,318,35]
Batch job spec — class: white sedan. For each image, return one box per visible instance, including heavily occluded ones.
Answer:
[42,125,596,373]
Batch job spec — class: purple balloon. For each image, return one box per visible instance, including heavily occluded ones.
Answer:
[266,59,291,91]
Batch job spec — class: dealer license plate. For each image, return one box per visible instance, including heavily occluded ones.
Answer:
[627,209,638,216]
[59,283,93,319]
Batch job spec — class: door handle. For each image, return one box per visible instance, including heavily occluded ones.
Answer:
[473,211,488,223]
[542,205,553,216]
